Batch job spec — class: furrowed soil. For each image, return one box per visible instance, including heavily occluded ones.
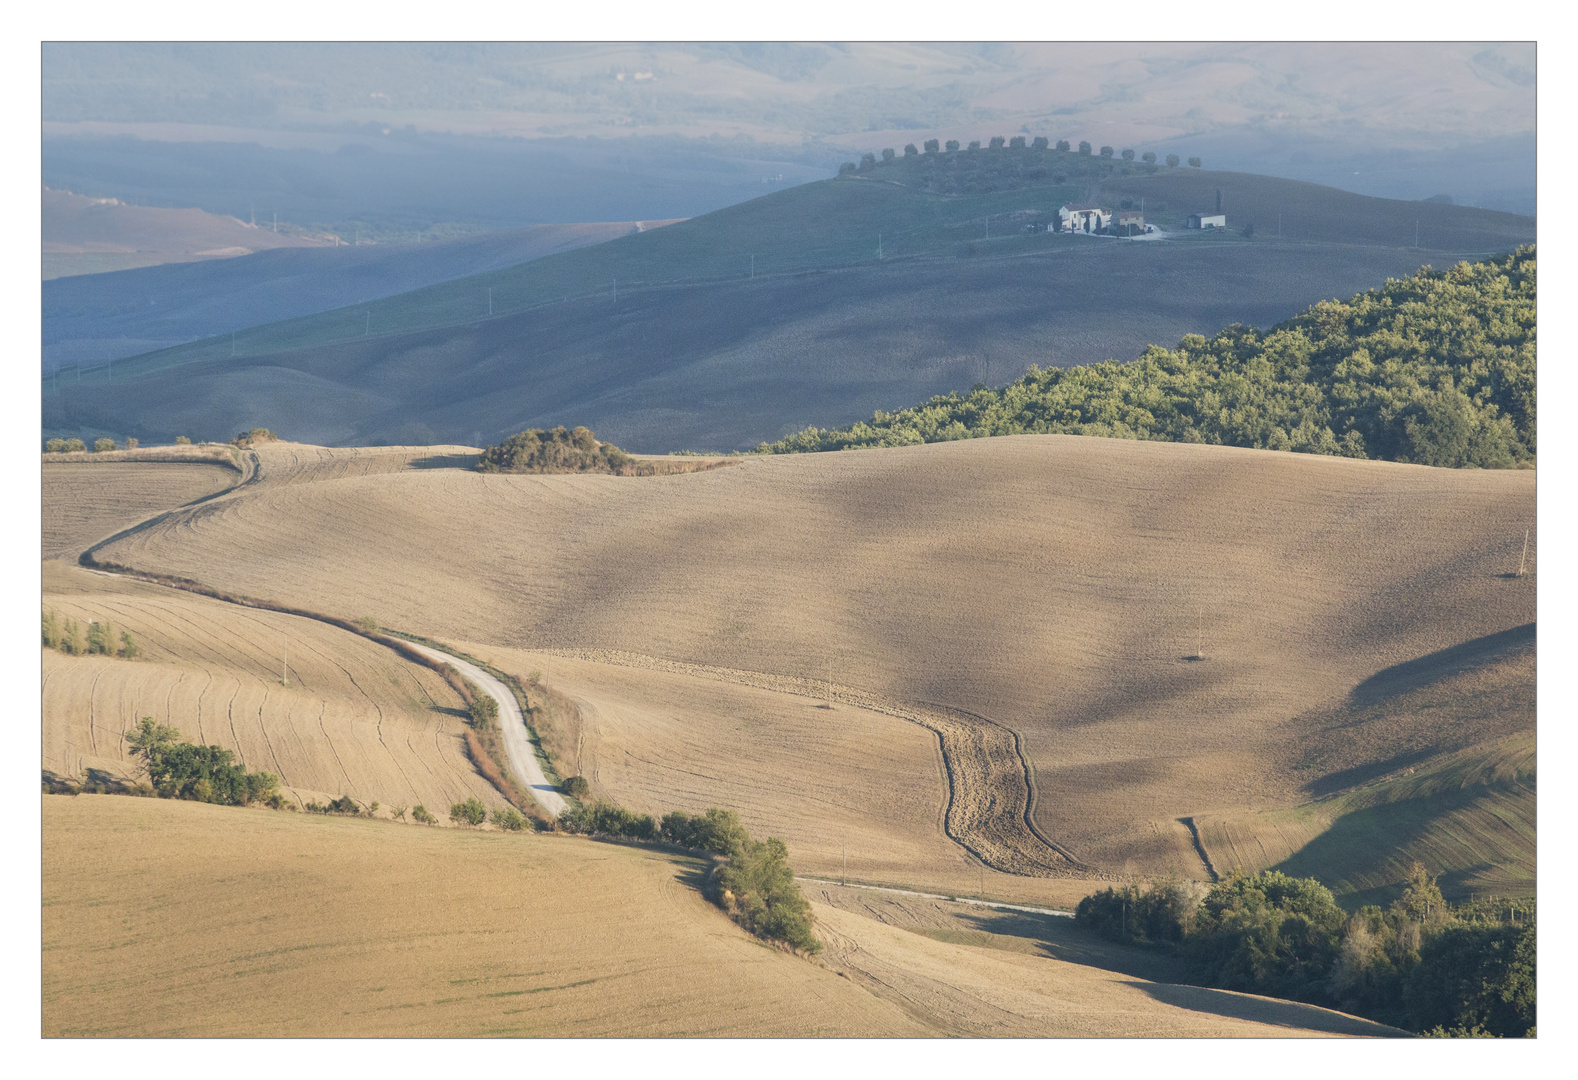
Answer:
[42,562,501,816]
[43,460,234,559]
[42,796,1397,1037]
[91,437,1535,887]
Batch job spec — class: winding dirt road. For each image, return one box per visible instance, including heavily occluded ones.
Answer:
[402,642,568,817]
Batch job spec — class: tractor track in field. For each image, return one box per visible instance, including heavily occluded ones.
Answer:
[541,648,1104,879]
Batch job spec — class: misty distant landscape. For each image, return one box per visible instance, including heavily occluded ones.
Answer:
[41,41,1537,1043]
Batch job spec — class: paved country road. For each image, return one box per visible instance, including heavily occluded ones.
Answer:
[403,641,568,818]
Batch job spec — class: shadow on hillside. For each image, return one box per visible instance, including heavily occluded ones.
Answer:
[1347,623,1535,707]
[406,453,480,471]
[1123,980,1407,1036]
[955,909,1184,982]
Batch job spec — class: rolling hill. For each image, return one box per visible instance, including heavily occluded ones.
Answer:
[87,436,1535,898]
[43,154,1533,451]
[43,186,329,279]
[43,219,681,370]
[43,796,1397,1036]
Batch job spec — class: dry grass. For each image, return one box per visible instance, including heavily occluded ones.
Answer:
[42,796,1397,1037]
[42,562,500,816]
[90,436,1535,884]
[42,459,235,560]
[40,795,927,1037]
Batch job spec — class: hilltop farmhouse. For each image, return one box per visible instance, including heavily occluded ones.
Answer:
[1058,203,1111,233]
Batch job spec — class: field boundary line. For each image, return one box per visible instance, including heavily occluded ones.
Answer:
[796,876,1074,918]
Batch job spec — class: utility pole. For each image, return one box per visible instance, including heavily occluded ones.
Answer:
[273,211,277,233]
[878,233,882,259]
[612,277,617,304]
[750,254,754,279]
[1518,529,1530,576]
[488,287,493,316]
[1415,220,1419,249]
[365,311,370,336]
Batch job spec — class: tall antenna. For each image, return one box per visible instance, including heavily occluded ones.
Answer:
[1518,529,1530,577]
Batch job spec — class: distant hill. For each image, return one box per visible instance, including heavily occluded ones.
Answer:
[42,187,329,279]
[42,219,681,369]
[45,153,1533,450]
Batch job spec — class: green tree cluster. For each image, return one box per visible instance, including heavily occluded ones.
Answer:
[757,248,1535,470]
[555,802,817,951]
[43,610,137,658]
[475,425,641,475]
[449,796,487,826]
[124,717,281,806]
[1076,864,1534,1036]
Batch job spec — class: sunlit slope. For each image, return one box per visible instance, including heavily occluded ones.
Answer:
[42,562,498,815]
[43,796,1393,1037]
[40,796,926,1037]
[98,438,1535,877]
[43,461,234,560]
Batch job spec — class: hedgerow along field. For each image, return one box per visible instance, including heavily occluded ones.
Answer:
[88,436,1534,898]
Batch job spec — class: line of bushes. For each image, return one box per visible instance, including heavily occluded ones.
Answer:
[1075,865,1534,1037]
[757,247,1535,469]
[475,425,732,477]
[556,803,818,953]
[43,609,139,658]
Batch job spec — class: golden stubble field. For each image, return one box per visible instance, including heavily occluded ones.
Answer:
[94,437,1534,881]
[41,796,1398,1037]
[42,460,234,560]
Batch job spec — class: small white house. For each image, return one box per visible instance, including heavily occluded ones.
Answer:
[1188,213,1226,229]
[1058,203,1112,233]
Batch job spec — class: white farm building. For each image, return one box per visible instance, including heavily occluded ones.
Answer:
[1188,213,1226,229]
[1058,203,1111,233]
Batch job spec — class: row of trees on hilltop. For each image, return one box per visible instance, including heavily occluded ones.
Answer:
[1076,865,1534,1037]
[758,246,1535,469]
[839,138,1200,174]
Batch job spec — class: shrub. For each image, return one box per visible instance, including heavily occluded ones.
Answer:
[1404,923,1535,1037]
[125,437,139,449]
[562,775,591,799]
[42,610,60,649]
[468,691,499,730]
[1184,871,1347,1004]
[1166,153,1180,167]
[412,804,436,824]
[393,805,408,821]
[1099,145,1114,157]
[1076,878,1208,945]
[988,135,1005,149]
[715,834,820,953]
[93,438,116,452]
[903,143,917,156]
[450,797,487,826]
[1188,156,1202,168]
[945,139,960,151]
[1055,139,1070,151]
[967,140,981,151]
[837,161,855,175]
[1032,136,1048,150]
[1009,135,1026,149]
[124,718,280,806]
[1078,141,1092,155]
[44,438,65,453]
[232,428,278,448]
[1143,151,1157,164]
[175,435,191,445]
[493,807,526,831]
[119,630,140,658]
[475,425,644,476]
[358,615,379,634]
[859,152,876,169]
[923,138,940,154]
[61,618,84,655]
[86,620,115,655]
[1121,148,1135,161]
[881,148,895,162]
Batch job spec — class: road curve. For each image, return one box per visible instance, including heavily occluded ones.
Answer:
[403,641,568,817]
